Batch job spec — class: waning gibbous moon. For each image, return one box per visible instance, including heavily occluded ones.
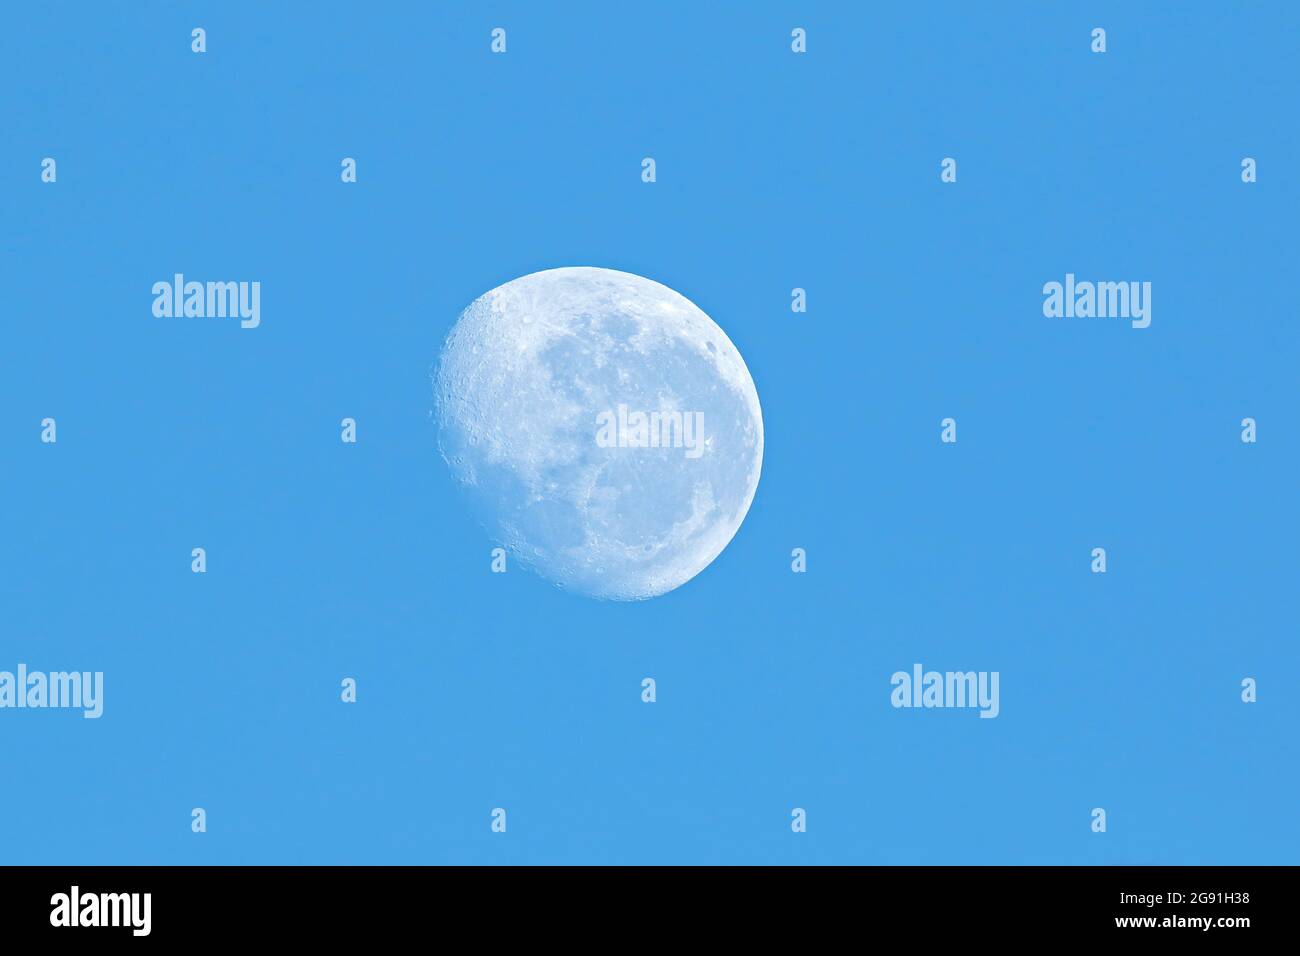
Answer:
[433,266,763,600]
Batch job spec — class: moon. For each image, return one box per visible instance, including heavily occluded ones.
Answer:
[433,267,763,601]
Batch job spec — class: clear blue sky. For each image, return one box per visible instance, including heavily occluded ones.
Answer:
[1,1,1296,864]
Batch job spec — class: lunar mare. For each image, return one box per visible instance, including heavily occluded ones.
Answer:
[434,267,763,600]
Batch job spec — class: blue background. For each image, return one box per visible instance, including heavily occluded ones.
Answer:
[2,2,1296,865]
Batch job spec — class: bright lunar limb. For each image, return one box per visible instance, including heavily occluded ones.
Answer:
[434,266,763,600]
